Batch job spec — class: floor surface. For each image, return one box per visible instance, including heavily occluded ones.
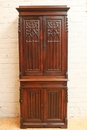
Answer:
[0,117,87,130]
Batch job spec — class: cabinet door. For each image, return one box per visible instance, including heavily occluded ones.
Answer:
[20,16,43,76]
[21,88,43,122]
[44,88,67,123]
[43,16,67,76]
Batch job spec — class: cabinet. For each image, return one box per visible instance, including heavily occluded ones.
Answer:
[16,6,69,128]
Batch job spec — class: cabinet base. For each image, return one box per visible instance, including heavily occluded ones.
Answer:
[20,119,67,129]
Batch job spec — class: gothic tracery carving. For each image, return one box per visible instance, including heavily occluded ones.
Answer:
[47,20,61,43]
[26,20,39,43]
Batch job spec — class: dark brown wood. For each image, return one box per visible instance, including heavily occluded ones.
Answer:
[43,16,66,76]
[16,5,69,128]
[19,16,43,76]
[16,5,69,13]
[44,88,66,121]
[21,88,43,121]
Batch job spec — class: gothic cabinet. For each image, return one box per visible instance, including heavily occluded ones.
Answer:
[16,6,69,128]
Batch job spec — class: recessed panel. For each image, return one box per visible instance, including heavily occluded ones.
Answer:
[44,16,66,76]
[22,17,43,76]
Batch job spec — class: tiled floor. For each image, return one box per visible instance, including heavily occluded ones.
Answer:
[0,117,87,130]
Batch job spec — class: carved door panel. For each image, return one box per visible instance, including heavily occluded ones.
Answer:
[44,88,66,122]
[43,16,66,76]
[20,17,43,76]
[21,88,43,122]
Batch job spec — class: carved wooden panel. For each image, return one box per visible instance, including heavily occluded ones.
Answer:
[21,88,43,122]
[26,20,39,70]
[44,16,66,76]
[44,88,66,122]
[46,20,61,70]
[21,17,43,76]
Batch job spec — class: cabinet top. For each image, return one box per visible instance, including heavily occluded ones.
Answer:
[16,5,70,12]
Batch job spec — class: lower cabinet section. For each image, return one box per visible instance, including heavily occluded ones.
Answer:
[20,82,68,128]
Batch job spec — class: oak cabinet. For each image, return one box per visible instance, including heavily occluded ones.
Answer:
[16,6,69,128]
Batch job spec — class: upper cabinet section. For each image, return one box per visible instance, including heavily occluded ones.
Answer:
[16,6,69,78]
